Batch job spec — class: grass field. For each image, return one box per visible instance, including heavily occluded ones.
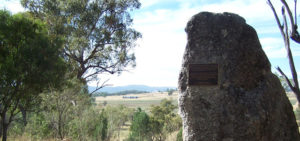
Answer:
[95,92,179,111]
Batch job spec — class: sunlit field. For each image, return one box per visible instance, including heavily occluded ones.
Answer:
[95,92,179,111]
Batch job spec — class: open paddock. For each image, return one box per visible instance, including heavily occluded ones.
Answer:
[95,92,179,110]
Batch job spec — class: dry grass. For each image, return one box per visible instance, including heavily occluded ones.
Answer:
[286,92,298,110]
[166,130,180,141]
[96,92,178,101]
[95,92,179,111]
[110,122,131,141]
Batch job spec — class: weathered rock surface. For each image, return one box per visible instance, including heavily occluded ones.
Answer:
[178,12,300,141]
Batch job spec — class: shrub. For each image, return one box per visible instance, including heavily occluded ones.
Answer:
[128,108,151,141]
[68,108,108,141]
[176,128,183,141]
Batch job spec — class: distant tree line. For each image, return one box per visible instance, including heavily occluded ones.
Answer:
[93,90,149,97]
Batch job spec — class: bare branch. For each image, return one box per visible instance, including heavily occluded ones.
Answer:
[282,6,300,90]
[277,67,295,91]
[281,0,300,43]
[83,66,115,80]
[267,0,285,38]
[282,6,290,47]
[89,79,111,95]
[281,0,295,31]
[287,42,300,90]
[295,0,297,25]
[269,0,300,107]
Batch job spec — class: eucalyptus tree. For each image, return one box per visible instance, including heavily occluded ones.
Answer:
[0,10,66,141]
[22,0,142,93]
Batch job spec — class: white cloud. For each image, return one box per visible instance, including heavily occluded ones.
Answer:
[259,37,300,59]
[96,0,299,87]
[3,0,298,87]
[0,0,24,14]
[260,37,287,59]
[198,0,272,21]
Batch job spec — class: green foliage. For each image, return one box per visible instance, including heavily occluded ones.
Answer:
[7,114,25,138]
[176,128,183,141]
[22,0,142,84]
[1,0,144,140]
[25,112,54,140]
[38,80,91,140]
[68,108,108,141]
[167,88,176,96]
[127,99,182,141]
[0,10,66,141]
[25,106,108,141]
[128,108,151,141]
[164,113,182,133]
[148,99,181,140]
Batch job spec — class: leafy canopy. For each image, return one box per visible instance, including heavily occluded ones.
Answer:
[128,108,151,141]
[22,0,142,87]
[0,10,66,140]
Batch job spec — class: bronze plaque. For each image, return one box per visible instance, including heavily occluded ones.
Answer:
[188,64,218,85]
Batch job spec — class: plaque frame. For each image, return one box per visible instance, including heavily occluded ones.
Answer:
[188,64,218,85]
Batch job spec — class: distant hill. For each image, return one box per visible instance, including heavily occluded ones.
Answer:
[88,85,176,94]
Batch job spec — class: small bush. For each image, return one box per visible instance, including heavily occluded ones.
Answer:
[128,108,151,141]
[176,128,183,141]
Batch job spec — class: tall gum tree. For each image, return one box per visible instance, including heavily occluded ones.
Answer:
[21,0,142,93]
[0,10,66,141]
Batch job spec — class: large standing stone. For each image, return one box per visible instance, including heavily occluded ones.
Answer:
[178,12,300,141]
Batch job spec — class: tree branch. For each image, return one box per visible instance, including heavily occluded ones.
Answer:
[277,67,295,90]
[90,79,111,95]
[269,0,300,106]
[281,0,300,43]
[282,7,300,90]
[267,0,285,38]
[281,0,295,31]
[282,6,290,47]
[295,0,297,25]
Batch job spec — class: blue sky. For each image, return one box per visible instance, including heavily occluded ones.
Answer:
[1,0,300,87]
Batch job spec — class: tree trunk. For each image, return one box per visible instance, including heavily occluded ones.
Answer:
[19,106,27,126]
[58,113,63,140]
[1,124,8,141]
[1,114,8,141]
[0,119,2,138]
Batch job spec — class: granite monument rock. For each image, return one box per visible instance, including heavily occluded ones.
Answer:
[178,12,300,141]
